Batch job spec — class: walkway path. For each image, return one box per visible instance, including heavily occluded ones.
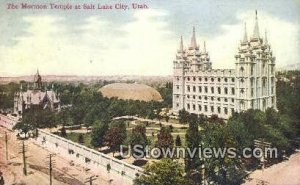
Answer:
[244,151,300,185]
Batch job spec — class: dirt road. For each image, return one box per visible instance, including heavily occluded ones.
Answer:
[0,127,114,185]
[244,151,300,185]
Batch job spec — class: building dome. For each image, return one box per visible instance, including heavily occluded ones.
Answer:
[99,83,163,102]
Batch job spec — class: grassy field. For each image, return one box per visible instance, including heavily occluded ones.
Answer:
[66,132,93,148]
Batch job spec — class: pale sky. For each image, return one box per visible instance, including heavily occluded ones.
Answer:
[0,0,299,76]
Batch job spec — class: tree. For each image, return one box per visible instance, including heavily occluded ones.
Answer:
[13,109,37,138]
[175,135,182,146]
[185,117,201,172]
[36,108,57,129]
[104,126,126,156]
[60,126,67,137]
[129,125,148,156]
[178,109,189,124]
[165,115,169,122]
[155,127,174,157]
[169,125,173,132]
[208,114,224,124]
[90,120,108,148]
[57,108,71,126]
[83,110,95,133]
[134,158,192,185]
[78,134,84,144]
[202,123,245,185]
[13,120,35,139]
[70,106,86,126]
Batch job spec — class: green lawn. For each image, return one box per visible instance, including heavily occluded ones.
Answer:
[66,132,93,148]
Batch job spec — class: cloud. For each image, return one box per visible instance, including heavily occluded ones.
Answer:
[0,9,298,76]
[0,9,176,76]
[205,10,299,69]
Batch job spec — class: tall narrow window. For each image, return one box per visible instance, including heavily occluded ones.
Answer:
[224,87,228,94]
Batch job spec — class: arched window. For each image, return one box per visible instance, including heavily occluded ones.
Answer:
[224,87,228,94]
[224,107,228,114]
[218,87,221,94]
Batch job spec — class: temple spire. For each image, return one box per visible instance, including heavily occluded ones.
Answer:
[179,35,184,52]
[252,10,260,38]
[203,41,207,53]
[190,27,197,48]
[242,22,248,42]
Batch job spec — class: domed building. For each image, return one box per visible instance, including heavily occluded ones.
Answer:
[99,83,162,102]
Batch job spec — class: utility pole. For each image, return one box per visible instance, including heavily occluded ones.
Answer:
[19,140,28,176]
[200,164,206,185]
[5,132,8,161]
[84,175,97,185]
[46,154,56,185]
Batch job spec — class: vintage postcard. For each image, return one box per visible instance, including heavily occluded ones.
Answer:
[0,0,299,185]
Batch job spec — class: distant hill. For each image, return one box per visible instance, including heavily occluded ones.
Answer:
[278,63,300,71]
[0,75,172,86]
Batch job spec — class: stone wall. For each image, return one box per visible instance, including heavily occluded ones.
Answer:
[36,129,143,184]
[0,114,18,130]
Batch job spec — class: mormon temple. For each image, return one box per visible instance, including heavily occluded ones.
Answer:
[172,11,276,119]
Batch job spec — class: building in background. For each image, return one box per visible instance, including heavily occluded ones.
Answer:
[14,70,61,116]
[172,11,276,119]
